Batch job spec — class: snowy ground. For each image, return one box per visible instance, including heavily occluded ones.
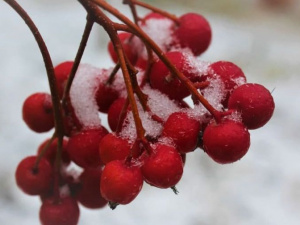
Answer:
[0,0,300,225]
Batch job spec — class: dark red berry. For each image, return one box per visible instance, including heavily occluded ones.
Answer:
[175,13,212,56]
[108,32,138,65]
[141,144,183,189]
[15,156,53,195]
[203,119,250,164]
[77,168,107,209]
[39,196,79,225]
[37,138,70,166]
[228,83,275,129]
[66,127,108,168]
[54,61,73,99]
[22,93,54,133]
[149,51,197,100]
[107,98,127,132]
[100,160,143,205]
[95,82,120,113]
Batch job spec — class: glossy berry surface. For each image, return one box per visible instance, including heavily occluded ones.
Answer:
[66,127,108,168]
[15,156,53,195]
[22,93,54,133]
[141,144,183,188]
[107,98,127,131]
[203,119,250,164]
[100,160,143,205]
[228,83,275,129]
[175,13,212,56]
[39,197,80,225]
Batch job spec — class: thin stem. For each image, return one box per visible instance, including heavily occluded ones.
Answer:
[79,0,147,139]
[62,15,94,105]
[34,132,57,170]
[4,0,65,157]
[131,0,180,25]
[106,63,121,85]
[90,0,222,122]
[123,0,139,25]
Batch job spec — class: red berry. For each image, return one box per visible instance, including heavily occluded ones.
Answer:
[141,144,183,188]
[107,98,127,131]
[108,32,138,65]
[37,138,70,166]
[39,196,79,225]
[67,127,108,168]
[203,119,250,164]
[95,82,120,113]
[54,61,73,99]
[22,93,54,133]
[99,133,131,165]
[100,160,143,205]
[77,168,107,209]
[15,156,53,195]
[162,112,201,153]
[228,83,275,129]
[175,13,212,56]
[149,51,196,100]
[209,61,247,106]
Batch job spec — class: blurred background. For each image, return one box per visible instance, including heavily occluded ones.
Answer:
[1,0,300,224]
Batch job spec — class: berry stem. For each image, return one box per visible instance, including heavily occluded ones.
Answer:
[34,132,57,170]
[3,0,66,152]
[79,0,147,140]
[123,0,139,25]
[62,15,94,105]
[88,0,222,122]
[106,63,121,85]
[129,0,180,25]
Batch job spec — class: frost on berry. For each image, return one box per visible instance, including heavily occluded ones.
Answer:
[15,156,53,196]
[22,92,55,133]
[228,83,275,129]
[100,160,143,205]
[203,119,250,164]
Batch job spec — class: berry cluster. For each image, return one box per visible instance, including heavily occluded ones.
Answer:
[9,0,275,224]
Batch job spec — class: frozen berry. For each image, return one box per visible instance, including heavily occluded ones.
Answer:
[107,98,127,131]
[95,82,120,113]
